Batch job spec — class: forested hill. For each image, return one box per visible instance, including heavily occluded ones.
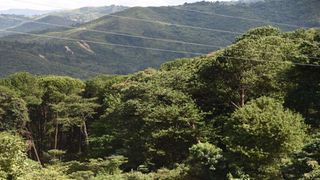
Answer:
[0,0,319,77]
[0,26,319,179]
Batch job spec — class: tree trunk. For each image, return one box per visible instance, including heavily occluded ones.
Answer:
[32,140,42,165]
[83,122,89,146]
[79,129,82,153]
[240,87,245,107]
[54,121,59,149]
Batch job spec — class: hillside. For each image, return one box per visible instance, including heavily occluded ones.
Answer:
[0,41,98,78]
[0,0,319,78]
[50,5,128,23]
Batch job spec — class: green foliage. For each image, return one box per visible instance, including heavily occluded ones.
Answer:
[20,165,71,180]
[282,136,320,179]
[0,86,29,130]
[225,97,307,178]
[284,29,320,127]
[0,136,70,180]
[51,95,99,130]
[188,142,224,179]
[92,79,204,169]
[87,156,127,175]
[189,143,223,170]
[0,132,27,179]
[236,26,281,41]
[0,72,43,105]
[39,76,85,103]
[84,75,128,101]
[93,164,188,180]
[48,149,66,164]
[200,30,298,110]
[62,156,127,175]
[18,156,128,180]
[69,171,95,180]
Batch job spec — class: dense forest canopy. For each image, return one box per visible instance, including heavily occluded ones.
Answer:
[0,26,319,179]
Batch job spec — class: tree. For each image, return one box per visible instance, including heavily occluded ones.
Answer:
[0,72,43,105]
[37,76,85,157]
[51,94,99,152]
[0,86,29,131]
[224,97,307,178]
[92,80,204,170]
[199,27,298,114]
[284,29,320,127]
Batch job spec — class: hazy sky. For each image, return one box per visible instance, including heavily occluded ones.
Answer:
[0,0,233,10]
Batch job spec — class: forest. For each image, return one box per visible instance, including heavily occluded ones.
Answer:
[0,26,319,179]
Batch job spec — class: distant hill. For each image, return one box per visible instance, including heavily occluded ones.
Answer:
[0,9,53,16]
[7,15,77,33]
[0,0,319,78]
[0,5,127,22]
[0,5,128,37]
[50,5,128,23]
[0,15,76,37]
[0,14,30,29]
[0,15,30,37]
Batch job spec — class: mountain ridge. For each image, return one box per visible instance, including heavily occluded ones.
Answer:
[0,9,53,16]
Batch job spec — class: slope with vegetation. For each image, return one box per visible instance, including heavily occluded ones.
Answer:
[50,5,128,23]
[0,0,319,77]
[0,26,319,179]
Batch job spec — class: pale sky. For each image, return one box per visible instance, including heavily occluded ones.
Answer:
[0,0,233,10]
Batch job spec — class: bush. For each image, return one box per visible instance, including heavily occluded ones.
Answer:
[0,132,27,179]
[188,142,223,179]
